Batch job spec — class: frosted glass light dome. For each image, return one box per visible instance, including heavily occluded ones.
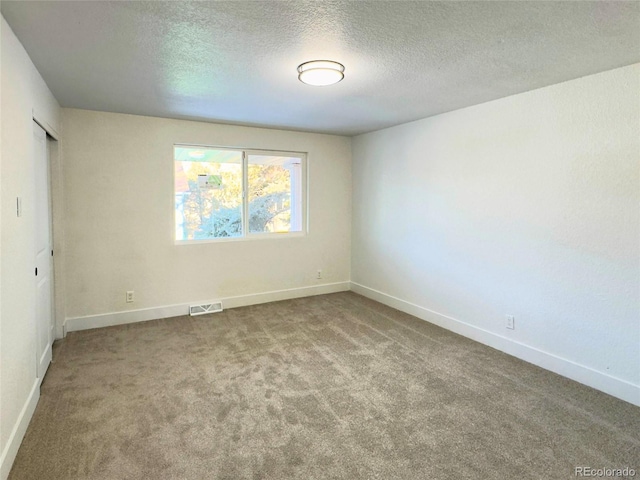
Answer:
[297,60,345,86]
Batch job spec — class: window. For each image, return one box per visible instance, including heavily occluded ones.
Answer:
[174,145,306,242]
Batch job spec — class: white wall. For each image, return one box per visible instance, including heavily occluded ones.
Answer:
[0,16,61,479]
[352,64,640,406]
[62,109,351,326]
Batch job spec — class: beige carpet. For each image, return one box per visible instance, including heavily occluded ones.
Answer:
[9,292,640,479]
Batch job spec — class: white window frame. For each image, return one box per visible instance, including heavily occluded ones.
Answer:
[174,144,308,244]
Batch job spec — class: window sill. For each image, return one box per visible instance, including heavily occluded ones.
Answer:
[175,231,306,245]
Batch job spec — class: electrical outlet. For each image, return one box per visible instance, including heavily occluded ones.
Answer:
[316,270,322,279]
[506,315,515,330]
[126,291,134,303]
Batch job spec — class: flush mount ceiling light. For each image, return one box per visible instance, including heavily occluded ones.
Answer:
[297,60,345,86]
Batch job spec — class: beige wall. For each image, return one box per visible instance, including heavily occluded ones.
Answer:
[61,109,351,321]
[0,16,61,478]
[352,64,640,404]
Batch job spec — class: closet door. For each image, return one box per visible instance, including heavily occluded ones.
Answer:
[33,121,53,380]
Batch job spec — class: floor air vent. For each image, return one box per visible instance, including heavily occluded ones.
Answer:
[189,302,223,316]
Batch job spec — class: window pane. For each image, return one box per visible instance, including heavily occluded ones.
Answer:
[175,147,243,240]
[248,155,302,234]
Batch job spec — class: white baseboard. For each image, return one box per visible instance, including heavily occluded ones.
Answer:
[350,282,640,407]
[0,379,40,480]
[220,282,349,308]
[64,282,350,333]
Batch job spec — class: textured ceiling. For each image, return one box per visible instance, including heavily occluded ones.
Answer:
[2,1,639,136]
